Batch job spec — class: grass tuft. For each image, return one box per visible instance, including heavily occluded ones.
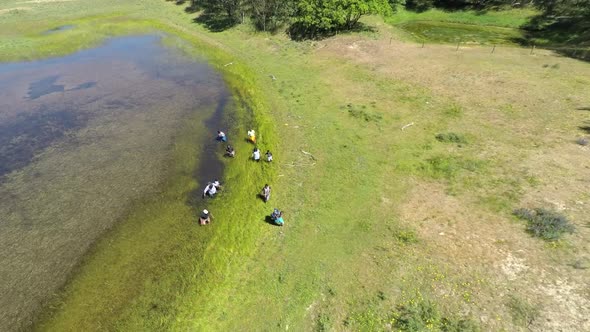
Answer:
[435,132,468,144]
[344,103,383,122]
[419,155,482,179]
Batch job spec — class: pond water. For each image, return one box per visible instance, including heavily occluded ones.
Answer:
[0,35,228,330]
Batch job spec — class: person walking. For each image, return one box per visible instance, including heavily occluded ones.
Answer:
[252,148,261,162]
[261,184,271,202]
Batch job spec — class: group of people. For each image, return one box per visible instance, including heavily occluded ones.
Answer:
[198,129,283,226]
[252,148,273,162]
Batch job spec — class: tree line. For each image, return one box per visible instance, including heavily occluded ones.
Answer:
[187,0,393,37]
[185,0,589,39]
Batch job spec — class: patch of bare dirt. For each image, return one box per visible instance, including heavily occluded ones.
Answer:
[400,181,590,331]
[0,7,30,15]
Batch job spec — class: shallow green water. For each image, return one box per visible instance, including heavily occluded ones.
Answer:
[397,21,523,45]
[0,35,230,331]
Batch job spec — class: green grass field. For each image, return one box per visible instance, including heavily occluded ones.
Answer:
[1,1,589,331]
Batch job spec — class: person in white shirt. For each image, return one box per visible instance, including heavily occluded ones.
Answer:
[202,182,217,198]
[217,130,227,142]
[252,148,261,162]
[212,179,222,190]
[247,129,256,144]
[265,150,273,162]
[261,184,271,202]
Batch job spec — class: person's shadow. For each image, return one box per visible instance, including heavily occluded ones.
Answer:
[258,193,268,203]
[264,215,280,226]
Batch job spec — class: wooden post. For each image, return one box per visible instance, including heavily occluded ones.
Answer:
[422,41,425,48]
[530,44,535,55]
[456,41,460,51]
[491,45,496,54]
[389,37,392,45]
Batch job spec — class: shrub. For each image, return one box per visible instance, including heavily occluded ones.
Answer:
[513,208,575,241]
[435,132,468,144]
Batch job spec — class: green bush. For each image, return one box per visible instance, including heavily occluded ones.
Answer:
[513,208,575,241]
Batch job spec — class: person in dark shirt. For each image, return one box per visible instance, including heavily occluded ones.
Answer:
[199,209,211,225]
[225,145,235,158]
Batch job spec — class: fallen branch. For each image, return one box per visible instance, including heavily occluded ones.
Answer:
[224,62,233,67]
[269,74,277,81]
[401,122,415,131]
[301,150,316,160]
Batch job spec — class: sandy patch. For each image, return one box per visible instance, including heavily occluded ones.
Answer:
[0,7,30,15]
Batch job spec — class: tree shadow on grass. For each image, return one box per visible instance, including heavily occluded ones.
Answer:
[577,107,590,111]
[193,10,238,33]
[512,14,590,62]
[579,124,590,134]
[185,5,200,14]
[288,22,377,41]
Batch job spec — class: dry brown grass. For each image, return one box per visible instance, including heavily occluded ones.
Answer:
[310,22,590,331]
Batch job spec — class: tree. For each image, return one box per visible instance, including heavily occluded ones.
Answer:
[341,0,393,29]
[201,0,245,22]
[248,0,296,31]
[536,0,590,18]
[291,0,392,38]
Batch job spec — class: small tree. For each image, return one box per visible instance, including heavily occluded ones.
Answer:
[291,0,392,38]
